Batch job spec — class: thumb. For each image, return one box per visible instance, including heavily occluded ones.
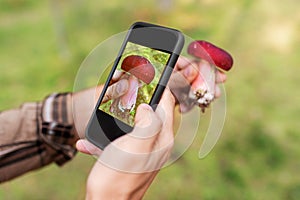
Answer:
[110,104,162,154]
[132,104,162,139]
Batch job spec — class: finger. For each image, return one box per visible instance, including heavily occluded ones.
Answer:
[100,101,169,173]
[181,62,198,83]
[215,70,227,83]
[130,104,162,140]
[76,139,102,156]
[168,71,189,93]
[156,87,175,123]
[155,88,175,148]
[170,60,199,89]
[102,79,129,103]
[112,104,162,153]
[134,104,162,131]
[175,56,191,70]
[179,103,194,113]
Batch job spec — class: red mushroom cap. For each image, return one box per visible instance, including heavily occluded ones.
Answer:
[187,40,233,71]
[121,55,155,84]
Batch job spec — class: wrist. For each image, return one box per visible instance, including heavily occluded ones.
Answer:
[85,162,153,200]
[40,92,78,165]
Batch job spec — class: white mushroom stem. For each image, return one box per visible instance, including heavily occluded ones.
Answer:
[189,60,216,106]
[118,75,141,112]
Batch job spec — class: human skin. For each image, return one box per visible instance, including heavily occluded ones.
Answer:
[72,56,226,139]
[73,57,227,199]
[77,88,175,199]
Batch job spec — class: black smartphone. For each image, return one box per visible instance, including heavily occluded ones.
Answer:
[86,22,184,149]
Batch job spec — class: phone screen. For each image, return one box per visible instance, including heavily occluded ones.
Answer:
[98,41,171,126]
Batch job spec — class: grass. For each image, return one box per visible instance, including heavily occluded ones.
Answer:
[1,0,300,199]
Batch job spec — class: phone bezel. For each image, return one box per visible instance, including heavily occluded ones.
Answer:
[86,22,184,150]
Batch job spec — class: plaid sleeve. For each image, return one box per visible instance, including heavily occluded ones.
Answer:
[0,93,79,183]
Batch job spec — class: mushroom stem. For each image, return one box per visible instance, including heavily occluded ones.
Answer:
[187,40,233,112]
[118,75,140,112]
[110,55,154,115]
[189,60,216,107]
[200,59,216,95]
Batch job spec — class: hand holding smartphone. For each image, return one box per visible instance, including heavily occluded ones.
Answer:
[86,22,184,149]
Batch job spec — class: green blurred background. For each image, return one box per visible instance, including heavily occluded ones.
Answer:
[1,0,300,199]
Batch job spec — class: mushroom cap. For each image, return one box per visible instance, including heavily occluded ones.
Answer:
[121,55,155,84]
[187,40,233,71]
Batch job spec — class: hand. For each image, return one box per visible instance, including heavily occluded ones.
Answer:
[72,56,227,138]
[76,88,175,199]
[169,56,227,112]
[72,73,129,138]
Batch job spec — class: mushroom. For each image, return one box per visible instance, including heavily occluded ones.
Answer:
[187,40,233,111]
[110,55,155,113]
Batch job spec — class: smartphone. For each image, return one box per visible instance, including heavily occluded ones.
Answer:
[86,22,184,149]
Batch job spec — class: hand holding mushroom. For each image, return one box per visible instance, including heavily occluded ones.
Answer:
[76,88,176,199]
[106,41,233,116]
[73,40,233,200]
[169,40,233,113]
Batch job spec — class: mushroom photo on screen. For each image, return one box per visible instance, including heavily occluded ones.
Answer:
[110,55,155,121]
[99,42,170,126]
